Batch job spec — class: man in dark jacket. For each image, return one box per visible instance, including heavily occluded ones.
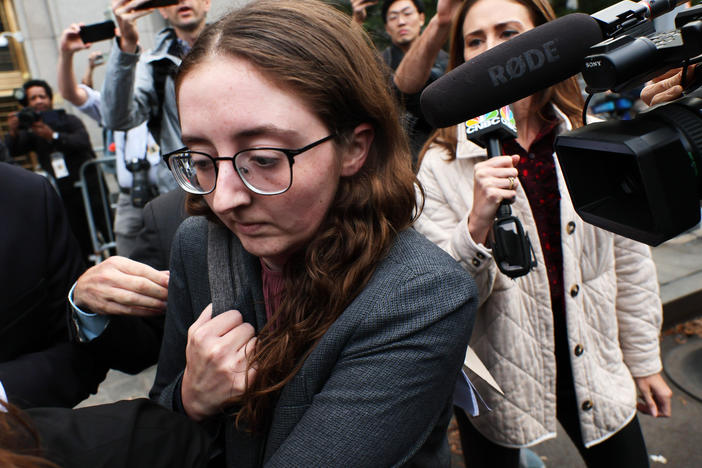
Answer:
[5,79,97,260]
[0,162,108,408]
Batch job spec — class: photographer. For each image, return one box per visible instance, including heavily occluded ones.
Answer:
[5,80,96,261]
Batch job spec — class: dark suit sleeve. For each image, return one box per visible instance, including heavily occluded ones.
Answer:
[0,342,106,409]
[5,129,34,156]
[130,198,168,270]
[28,399,212,468]
[0,169,90,408]
[265,267,477,467]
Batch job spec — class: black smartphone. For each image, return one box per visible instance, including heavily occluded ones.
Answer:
[133,0,180,10]
[79,20,116,44]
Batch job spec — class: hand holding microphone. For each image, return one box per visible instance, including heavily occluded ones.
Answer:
[465,107,536,278]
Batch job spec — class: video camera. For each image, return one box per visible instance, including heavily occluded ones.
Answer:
[555,2,702,246]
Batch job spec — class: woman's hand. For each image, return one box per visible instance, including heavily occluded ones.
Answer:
[181,304,257,421]
[634,372,673,418]
[468,154,520,245]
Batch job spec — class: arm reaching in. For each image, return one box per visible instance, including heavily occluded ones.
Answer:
[73,256,169,316]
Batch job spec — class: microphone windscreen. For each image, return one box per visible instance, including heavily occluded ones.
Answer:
[420,13,603,128]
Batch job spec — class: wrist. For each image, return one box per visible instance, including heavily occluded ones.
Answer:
[467,215,491,246]
[118,36,138,54]
[181,372,207,421]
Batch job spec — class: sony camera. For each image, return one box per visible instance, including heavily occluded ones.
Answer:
[555,4,702,246]
[125,157,158,208]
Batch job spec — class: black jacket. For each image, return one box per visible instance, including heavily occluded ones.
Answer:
[5,109,95,192]
[0,163,104,408]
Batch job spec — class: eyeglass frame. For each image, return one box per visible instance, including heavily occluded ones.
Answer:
[162,134,337,196]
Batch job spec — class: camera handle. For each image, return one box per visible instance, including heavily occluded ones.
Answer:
[486,137,537,279]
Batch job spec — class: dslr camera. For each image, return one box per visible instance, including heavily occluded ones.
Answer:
[125,157,158,208]
[555,2,702,246]
[17,107,41,130]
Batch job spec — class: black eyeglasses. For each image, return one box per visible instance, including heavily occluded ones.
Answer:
[163,134,336,195]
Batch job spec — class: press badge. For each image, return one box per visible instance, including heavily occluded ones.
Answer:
[50,151,69,179]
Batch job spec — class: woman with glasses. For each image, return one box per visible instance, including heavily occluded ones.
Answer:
[152,0,477,465]
[414,0,671,467]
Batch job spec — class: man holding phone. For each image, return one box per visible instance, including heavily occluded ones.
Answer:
[58,23,169,258]
[101,0,211,158]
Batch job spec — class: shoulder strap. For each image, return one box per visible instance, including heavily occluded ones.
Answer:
[148,58,177,145]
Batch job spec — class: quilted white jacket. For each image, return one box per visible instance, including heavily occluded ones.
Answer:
[414,108,663,448]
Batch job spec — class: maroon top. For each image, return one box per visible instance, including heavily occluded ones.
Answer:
[261,260,284,321]
[503,119,565,314]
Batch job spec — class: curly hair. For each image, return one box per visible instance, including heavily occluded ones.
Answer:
[175,0,422,430]
[420,0,585,161]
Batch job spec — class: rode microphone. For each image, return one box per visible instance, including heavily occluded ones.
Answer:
[421,0,688,129]
[465,107,536,278]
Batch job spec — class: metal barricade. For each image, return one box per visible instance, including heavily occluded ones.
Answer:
[77,157,117,264]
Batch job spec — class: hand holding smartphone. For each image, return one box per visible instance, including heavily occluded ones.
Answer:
[79,20,116,44]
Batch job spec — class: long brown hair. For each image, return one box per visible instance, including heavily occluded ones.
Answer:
[0,402,59,468]
[176,0,420,430]
[422,0,585,160]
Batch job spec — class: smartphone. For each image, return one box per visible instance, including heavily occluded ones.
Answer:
[79,20,116,44]
[133,0,180,10]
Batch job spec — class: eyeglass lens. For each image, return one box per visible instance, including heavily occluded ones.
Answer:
[168,149,291,195]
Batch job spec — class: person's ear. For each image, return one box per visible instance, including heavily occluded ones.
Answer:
[419,12,425,24]
[340,123,373,177]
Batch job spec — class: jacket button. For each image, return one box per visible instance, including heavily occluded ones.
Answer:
[570,285,580,297]
[567,221,576,234]
[477,252,486,260]
[574,344,584,356]
[472,258,480,267]
[581,400,593,411]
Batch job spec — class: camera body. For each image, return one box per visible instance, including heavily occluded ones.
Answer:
[17,107,40,130]
[554,4,702,246]
[583,6,702,93]
[125,157,158,208]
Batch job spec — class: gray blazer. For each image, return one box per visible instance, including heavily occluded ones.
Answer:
[151,217,477,467]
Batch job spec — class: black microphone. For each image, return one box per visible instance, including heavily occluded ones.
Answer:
[421,13,603,129]
[420,0,688,128]
[465,107,536,278]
